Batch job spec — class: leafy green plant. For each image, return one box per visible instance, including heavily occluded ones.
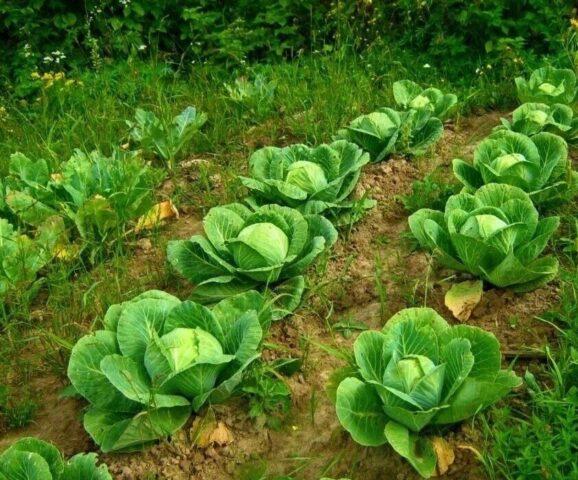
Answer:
[1,149,160,260]
[453,130,575,205]
[0,217,63,303]
[127,106,207,169]
[225,74,276,118]
[242,359,295,430]
[398,174,460,214]
[409,183,560,291]
[67,289,271,452]
[515,67,577,105]
[335,307,520,478]
[393,79,458,121]
[167,203,337,319]
[0,385,38,428]
[239,141,374,224]
[0,437,111,479]
[494,102,578,144]
[335,108,401,162]
[336,108,443,162]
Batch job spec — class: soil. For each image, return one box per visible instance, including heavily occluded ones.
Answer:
[0,110,560,480]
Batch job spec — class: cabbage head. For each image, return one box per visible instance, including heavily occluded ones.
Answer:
[67,289,271,452]
[0,437,111,479]
[335,108,402,162]
[335,307,521,478]
[167,203,337,318]
[495,102,578,144]
[239,141,375,225]
[336,108,443,162]
[408,183,559,291]
[515,67,577,105]
[393,79,458,121]
[453,130,575,205]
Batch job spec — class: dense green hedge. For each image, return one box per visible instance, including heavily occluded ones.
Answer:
[1,0,574,94]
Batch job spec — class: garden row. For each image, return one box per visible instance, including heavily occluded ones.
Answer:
[2,66,577,479]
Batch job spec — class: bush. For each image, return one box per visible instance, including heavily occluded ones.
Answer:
[1,1,574,95]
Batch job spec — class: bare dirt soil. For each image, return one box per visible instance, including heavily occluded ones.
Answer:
[1,111,559,480]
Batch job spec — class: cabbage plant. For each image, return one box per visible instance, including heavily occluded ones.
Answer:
[239,141,374,224]
[408,183,559,291]
[515,67,577,105]
[127,106,207,169]
[225,74,276,118]
[336,108,443,162]
[0,217,64,302]
[335,307,520,478]
[393,79,458,121]
[167,203,337,318]
[453,130,575,205]
[1,149,159,258]
[68,289,271,452]
[495,102,578,144]
[335,108,401,161]
[0,437,111,479]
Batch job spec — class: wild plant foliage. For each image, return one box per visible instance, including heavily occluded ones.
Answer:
[68,290,271,452]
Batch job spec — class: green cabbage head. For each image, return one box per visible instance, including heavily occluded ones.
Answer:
[336,108,443,162]
[239,141,375,225]
[167,203,337,318]
[335,307,521,478]
[495,102,578,144]
[393,79,458,121]
[335,108,402,162]
[0,437,111,479]
[515,67,577,105]
[409,183,559,291]
[67,289,271,452]
[453,130,575,205]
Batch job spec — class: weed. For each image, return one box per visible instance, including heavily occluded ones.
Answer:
[0,386,38,429]
[398,172,460,213]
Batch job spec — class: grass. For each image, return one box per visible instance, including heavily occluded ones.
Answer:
[482,268,578,479]
[0,47,520,171]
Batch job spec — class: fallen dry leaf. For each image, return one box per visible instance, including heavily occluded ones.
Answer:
[206,422,234,446]
[135,200,178,233]
[190,411,233,448]
[445,280,483,322]
[432,436,455,476]
[457,443,483,460]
